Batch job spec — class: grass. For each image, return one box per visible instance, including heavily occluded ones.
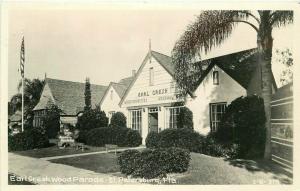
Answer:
[12,145,129,158]
[8,173,35,185]
[50,152,121,174]
[170,153,292,185]
[49,151,292,185]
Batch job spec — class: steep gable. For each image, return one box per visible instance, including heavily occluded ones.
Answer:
[34,78,107,115]
[120,51,183,108]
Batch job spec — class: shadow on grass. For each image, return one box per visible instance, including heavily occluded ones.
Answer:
[224,158,292,184]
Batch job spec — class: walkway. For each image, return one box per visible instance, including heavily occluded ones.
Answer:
[8,153,141,185]
[40,146,145,160]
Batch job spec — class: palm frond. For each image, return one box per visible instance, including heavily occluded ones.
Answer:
[270,11,293,27]
[172,10,254,93]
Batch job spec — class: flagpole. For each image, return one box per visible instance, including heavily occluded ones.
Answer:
[22,75,24,132]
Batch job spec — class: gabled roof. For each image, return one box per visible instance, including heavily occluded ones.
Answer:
[191,48,277,92]
[118,76,134,87]
[34,78,107,115]
[99,76,134,105]
[119,50,176,106]
[151,51,174,76]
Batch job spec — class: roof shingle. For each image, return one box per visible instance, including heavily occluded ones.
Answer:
[34,78,107,115]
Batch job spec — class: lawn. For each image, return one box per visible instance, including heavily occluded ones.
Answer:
[49,151,292,184]
[50,152,121,174]
[13,145,127,158]
[171,153,292,185]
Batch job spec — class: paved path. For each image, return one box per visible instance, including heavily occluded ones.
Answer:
[8,153,141,185]
[40,146,145,160]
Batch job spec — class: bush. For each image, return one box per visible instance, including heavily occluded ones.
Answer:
[125,130,142,147]
[118,149,141,175]
[110,112,126,128]
[42,105,60,138]
[76,130,88,143]
[156,128,204,152]
[85,127,142,147]
[8,127,49,151]
[118,147,190,179]
[76,106,108,131]
[177,107,193,129]
[145,131,160,148]
[202,133,239,158]
[215,95,266,159]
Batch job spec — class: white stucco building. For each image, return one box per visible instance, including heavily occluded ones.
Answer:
[100,48,277,142]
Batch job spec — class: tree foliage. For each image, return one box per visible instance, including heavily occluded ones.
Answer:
[172,10,293,95]
[84,78,92,111]
[42,104,61,138]
[9,78,45,126]
[275,48,293,86]
[76,105,108,131]
[171,10,293,159]
[110,112,127,128]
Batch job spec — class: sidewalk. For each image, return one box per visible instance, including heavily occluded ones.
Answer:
[40,146,145,160]
[8,153,141,185]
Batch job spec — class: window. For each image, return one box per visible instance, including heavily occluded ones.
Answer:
[128,109,142,134]
[213,71,219,85]
[110,90,113,100]
[210,103,227,132]
[165,106,182,129]
[149,67,154,86]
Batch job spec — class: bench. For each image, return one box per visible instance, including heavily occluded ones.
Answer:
[105,144,118,155]
[75,143,87,151]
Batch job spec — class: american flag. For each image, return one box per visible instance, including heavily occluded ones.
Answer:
[20,37,25,78]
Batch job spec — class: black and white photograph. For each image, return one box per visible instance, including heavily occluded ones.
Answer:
[0,1,299,189]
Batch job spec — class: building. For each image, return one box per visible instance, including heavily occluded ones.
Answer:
[33,78,107,128]
[33,47,277,143]
[100,48,277,142]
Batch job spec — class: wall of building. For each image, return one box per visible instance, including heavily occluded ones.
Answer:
[186,65,247,135]
[101,86,127,122]
[121,56,182,108]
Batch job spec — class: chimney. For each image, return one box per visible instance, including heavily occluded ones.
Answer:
[132,70,136,77]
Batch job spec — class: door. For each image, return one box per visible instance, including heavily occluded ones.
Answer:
[148,112,158,133]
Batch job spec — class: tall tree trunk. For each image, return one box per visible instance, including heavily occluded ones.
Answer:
[257,20,273,160]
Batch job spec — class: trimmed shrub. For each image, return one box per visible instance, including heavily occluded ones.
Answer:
[145,131,160,148]
[177,107,193,129]
[85,127,108,146]
[8,127,49,151]
[215,95,266,159]
[157,128,204,152]
[125,130,142,147]
[76,130,88,143]
[85,127,142,147]
[110,112,127,128]
[76,106,108,131]
[118,149,141,175]
[158,147,191,173]
[118,147,190,179]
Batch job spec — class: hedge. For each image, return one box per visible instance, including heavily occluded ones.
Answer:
[118,147,190,179]
[8,128,49,151]
[146,128,204,153]
[85,127,142,147]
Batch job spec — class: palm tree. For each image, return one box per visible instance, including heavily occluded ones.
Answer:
[10,78,45,124]
[172,10,293,159]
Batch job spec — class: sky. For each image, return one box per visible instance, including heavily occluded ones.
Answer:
[7,5,294,98]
